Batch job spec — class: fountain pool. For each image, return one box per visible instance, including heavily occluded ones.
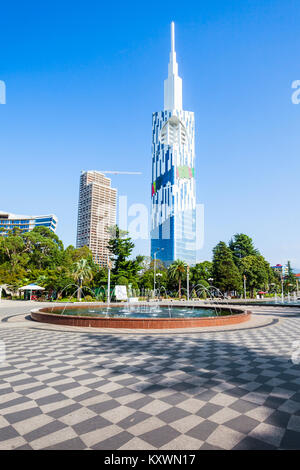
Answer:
[31,303,251,329]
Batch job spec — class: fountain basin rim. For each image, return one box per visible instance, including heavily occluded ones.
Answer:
[30,304,251,329]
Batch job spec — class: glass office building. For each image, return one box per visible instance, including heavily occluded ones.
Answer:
[151,23,196,266]
[0,212,58,235]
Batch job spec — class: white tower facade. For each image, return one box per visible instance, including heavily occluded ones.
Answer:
[164,22,182,111]
[151,22,196,266]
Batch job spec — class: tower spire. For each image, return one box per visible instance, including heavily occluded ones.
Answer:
[171,21,175,53]
[164,22,182,111]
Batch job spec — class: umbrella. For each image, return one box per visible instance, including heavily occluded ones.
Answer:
[19,284,45,291]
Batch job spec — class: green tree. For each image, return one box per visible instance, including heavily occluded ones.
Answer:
[92,267,108,289]
[0,227,98,299]
[22,226,64,270]
[284,261,296,293]
[138,257,167,294]
[168,260,187,298]
[229,233,259,265]
[190,261,212,288]
[212,242,242,293]
[71,258,94,300]
[239,255,271,297]
[138,269,154,291]
[107,226,141,287]
[0,230,27,273]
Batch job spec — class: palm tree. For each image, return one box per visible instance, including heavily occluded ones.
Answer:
[71,258,93,301]
[168,260,187,299]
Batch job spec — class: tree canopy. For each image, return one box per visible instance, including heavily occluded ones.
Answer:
[107,226,143,288]
[229,233,259,264]
[0,226,295,299]
[212,241,242,293]
[167,260,187,298]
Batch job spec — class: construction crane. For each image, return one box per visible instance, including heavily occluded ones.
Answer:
[100,171,142,175]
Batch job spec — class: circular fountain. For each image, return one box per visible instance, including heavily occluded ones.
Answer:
[31,302,251,329]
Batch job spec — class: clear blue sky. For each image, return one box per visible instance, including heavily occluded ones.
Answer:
[0,0,299,268]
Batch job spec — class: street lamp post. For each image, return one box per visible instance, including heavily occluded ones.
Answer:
[243,275,247,299]
[156,273,162,296]
[79,276,83,302]
[187,265,190,301]
[154,248,164,297]
[107,256,112,304]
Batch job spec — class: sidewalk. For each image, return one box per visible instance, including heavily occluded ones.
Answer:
[0,300,53,318]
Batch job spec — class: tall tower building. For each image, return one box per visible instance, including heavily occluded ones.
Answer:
[151,22,196,266]
[76,171,117,265]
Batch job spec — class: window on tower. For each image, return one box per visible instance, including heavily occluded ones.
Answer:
[160,116,187,147]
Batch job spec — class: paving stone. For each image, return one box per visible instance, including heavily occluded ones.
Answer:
[1,306,300,449]
[139,425,180,448]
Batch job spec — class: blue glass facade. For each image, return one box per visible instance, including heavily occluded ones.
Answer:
[0,213,58,235]
[150,24,197,266]
[151,216,175,263]
[150,110,197,266]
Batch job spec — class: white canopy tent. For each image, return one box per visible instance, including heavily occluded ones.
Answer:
[19,284,45,301]
[19,284,45,291]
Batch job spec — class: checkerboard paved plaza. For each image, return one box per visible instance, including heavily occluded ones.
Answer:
[0,304,300,450]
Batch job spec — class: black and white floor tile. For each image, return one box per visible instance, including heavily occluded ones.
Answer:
[0,307,300,450]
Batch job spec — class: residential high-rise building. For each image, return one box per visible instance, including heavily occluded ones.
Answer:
[151,22,196,266]
[271,264,288,278]
[76,171,117,265]
[0,211,58,235]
